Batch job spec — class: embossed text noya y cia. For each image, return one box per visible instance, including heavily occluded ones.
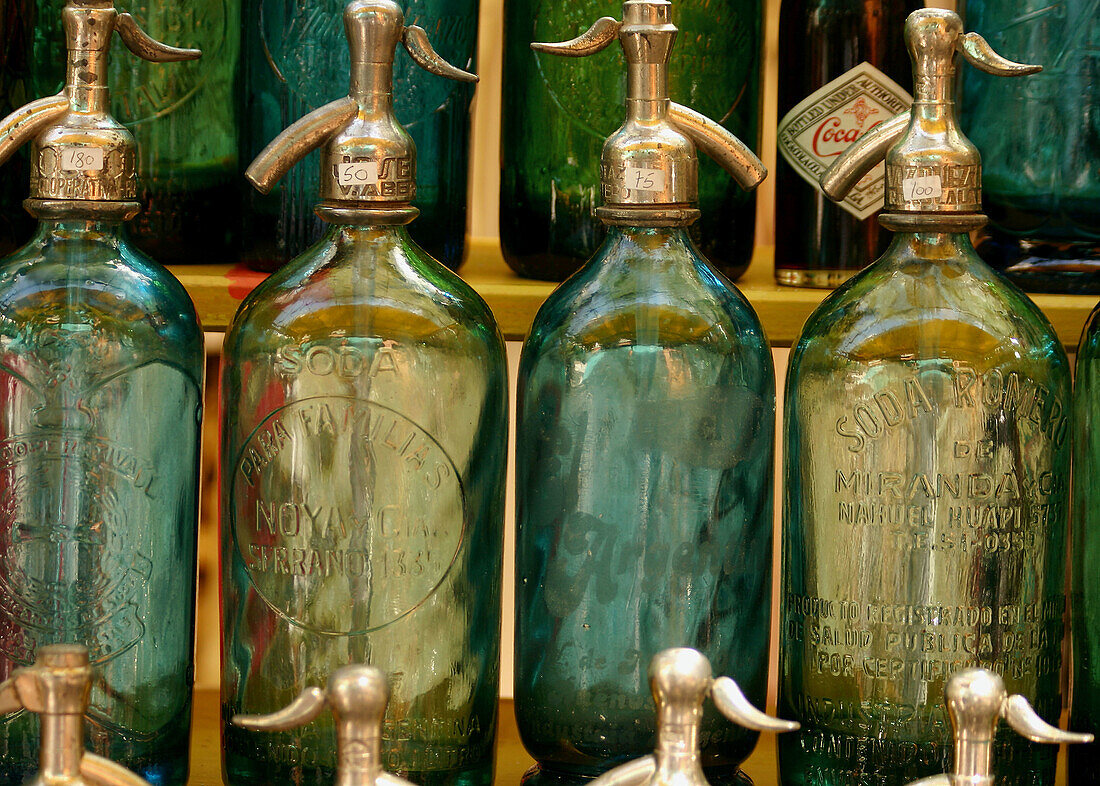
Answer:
[220,2,507,785]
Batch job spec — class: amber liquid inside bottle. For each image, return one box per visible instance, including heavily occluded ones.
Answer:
[774,0,919,288]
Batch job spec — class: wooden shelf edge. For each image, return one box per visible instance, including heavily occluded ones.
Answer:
[169,241,1097,348]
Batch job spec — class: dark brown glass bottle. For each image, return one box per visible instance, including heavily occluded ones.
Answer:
[774,0,919,288]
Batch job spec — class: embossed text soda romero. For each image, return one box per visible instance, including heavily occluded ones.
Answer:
[778,8,1073,786]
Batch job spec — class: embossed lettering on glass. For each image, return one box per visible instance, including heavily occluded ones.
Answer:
[500,0,763,282]
[239,0,478,272]
[779,11,1071,786]
[220,4,506,786]
[0,3,204,783]
[514,5,774,786]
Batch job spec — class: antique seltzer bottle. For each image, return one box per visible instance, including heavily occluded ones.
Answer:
[780,10,1071,785]
[500,0,762,282]
[17,0,241,264]
[220,3,507,785]
[0,2,204,783]
[0,644,182,786]
[239,0,478,272]
[515,4,775,786]
[904,668,1091,786]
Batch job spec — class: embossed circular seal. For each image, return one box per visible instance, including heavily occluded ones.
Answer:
[0,434,152,666]
[232,397,466,635]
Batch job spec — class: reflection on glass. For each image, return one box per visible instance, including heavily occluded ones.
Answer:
[220,224,507,786]
[0,219,203,785]
[780,232,1070,785]
[515,226,774,786]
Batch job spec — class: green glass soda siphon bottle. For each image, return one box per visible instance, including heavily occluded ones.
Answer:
[239,0,478,272]
[1070,302,1100,785]
[500,0,762,282]
[0,2,204,783]
[17,0,241,265]
[514,4,774,786]
[780,10,1070,785]
[220,3,507,786]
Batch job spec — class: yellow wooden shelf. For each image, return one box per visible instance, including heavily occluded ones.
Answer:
[172,240,1098,347]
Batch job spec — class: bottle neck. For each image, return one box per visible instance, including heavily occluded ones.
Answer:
[626,63,671,124]
[350,61,395,117]
[884,229,979,262]
[67,47,110,115]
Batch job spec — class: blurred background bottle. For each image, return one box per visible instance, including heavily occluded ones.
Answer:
[1072,304,1100,785]
[11,0,242,265]
[773,0,919,288]
[239,0,479,272]
[500,0,763,282]
[960,0,1100,293]
[0,0,36,257]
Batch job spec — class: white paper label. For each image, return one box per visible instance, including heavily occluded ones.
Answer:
[337,161,380,186]
[60,146,105,172]
[777,62,912,220]
[902,174,944,202]
[624,166,667,193]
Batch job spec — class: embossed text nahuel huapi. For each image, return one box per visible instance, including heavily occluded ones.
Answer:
[780,9,1072,786]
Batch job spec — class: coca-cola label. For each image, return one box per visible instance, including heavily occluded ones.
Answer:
[777,62,912,220]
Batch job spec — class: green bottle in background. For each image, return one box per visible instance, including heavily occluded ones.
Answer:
[18,0,241,265]
[239,0,479,272]
[1071,303,1100,785]
[501,0,762,282]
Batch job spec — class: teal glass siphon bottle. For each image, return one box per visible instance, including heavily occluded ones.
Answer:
[239,0,478,272]
[500,0,763,282]
[0,3,204,783]
[1070,303,1100,785]
[17,0,241,265]
[779,11,1070,785]
[960,0,1100,294]
[515,4,774,786]
[220,4,506,786]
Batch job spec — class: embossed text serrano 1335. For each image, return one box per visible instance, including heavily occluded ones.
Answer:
[219,2,506,785]
[779,9,1072,786]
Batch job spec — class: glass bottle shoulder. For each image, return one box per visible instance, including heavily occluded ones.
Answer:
[523,229,771,367]
[790,234,1070,375]
[226,225,504,363]
[0,225,203,377]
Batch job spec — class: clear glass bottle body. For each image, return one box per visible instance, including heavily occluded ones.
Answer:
[514,226,775,786]
[774,0,919,288]
[0,219,204,785]
[960,0,1100,293]
[19,0,242,265]
[779,232,1069,786]
[220,223,507,786]
[238,0,478,272]
[1070,303,1100,784]
[500,1,762,283]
